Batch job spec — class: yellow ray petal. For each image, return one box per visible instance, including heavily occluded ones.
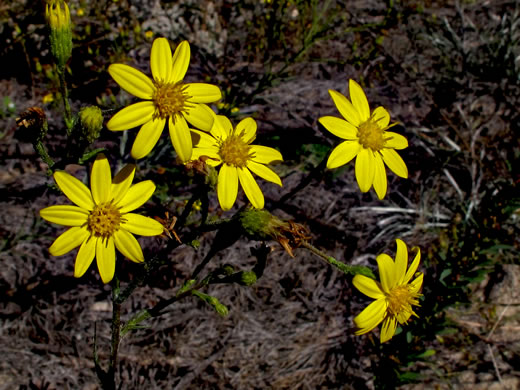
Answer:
[329,89,360,126]
[169,115,192,162]
[190,147,221,164]
[381,148,408,178]
[349,79,370,122]
[118,180,156,214]
[394,239,408,285]
[49,226,90,256]
[246,161,282,186]
[122,214,164,236]
[380,316,398,343]
[191,129,219,148]
[131,117,166,159]
[354,147,375,192]
[236,117,257,144]
[96,237,116,283]
[91,153,112,205]
[75,236,97,278]
[250,145,283,164]
[112,164,136,206]
[54,171,94,211]
[376,253,396,293]
[212,115,232,139]
[114,229,144,263]
[106,101,155,131]
[354,298,387,333]
[40,205,89,226]
[372,152,388,200]
[385,131,408,150]
[185,83,222,103]
[238,167,264,209]
[217,164,238,210]
[319,116,358,140]
[409,272,424,294]
[404,247,421,284]
[372,106,390,129]
[170,40,190,83]
[353,274,385,300]
[326,141,360,170]
[151,37,172,82]
[108,64,154,100]
[183,103,215,132]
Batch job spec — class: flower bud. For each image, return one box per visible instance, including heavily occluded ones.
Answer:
[238,208,284,241]
[214,303,229,317]
[238,271,257,286]
[79,105,103,142]
[192,290,229,317]
[237,208,310,257]
[46,0,72,69]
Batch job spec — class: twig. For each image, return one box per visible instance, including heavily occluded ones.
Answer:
[487,344,503,385]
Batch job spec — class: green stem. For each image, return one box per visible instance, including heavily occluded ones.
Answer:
[120,281,204,337]
[34,141,54,174]
[107,277,121,390]
[120,245,269,338]
[57,66,73,134]
[301,241,375,278]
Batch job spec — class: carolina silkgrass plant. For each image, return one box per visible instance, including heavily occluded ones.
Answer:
[25,1,425,388]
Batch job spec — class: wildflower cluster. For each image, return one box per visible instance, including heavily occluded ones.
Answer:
[34,6,426,385]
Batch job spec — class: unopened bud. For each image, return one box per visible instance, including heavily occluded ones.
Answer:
[238,208,286,241]
[238,271,257,286]
[193,292,229,317]
[46,0,72,68]
[215,303,229,317]
[79,105,103,142]
[237,208,309,257]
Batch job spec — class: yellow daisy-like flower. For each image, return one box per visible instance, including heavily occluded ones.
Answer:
[107,38,222,161]
[319,79,408,199]
[191,115,283,210]
[353,239,423,343]
[40,154,164,283]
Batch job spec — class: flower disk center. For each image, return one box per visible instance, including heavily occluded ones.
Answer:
[387,285,420,318]
[87,202,121,238]
[219,134,251,168]
[358,120,385,151]
[153,81,188,119]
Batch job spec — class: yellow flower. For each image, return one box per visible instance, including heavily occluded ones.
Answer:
[353,239,423,343]
[191,115,283,210]
[319,79,408,199]
[107,38,222,161]
[42,93,54,104]
[40,154,164,283]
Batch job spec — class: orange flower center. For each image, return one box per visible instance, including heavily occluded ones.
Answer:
[152,81,190,120]
[87,202,122,238]
[218,132,252,168]
[386,285,421,319]
[358,119,385,151]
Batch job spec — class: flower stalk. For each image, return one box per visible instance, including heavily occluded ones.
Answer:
[108,277,121,390]
[301,240,375,279]
[46,0,74,132]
